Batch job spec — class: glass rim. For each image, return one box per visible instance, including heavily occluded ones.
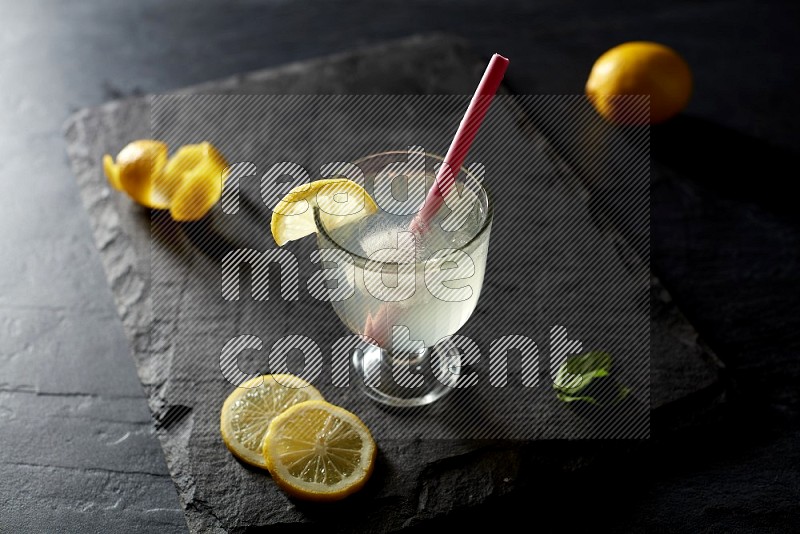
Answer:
[313,150,494,267]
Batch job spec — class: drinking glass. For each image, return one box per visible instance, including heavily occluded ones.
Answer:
[314,150,493,406]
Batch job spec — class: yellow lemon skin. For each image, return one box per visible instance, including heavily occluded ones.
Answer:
[104,140,170,208]
[103,140,229,221]
[166,142,229,221]
[586,41,692,125]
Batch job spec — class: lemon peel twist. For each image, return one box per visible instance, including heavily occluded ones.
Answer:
[103,140,229,221]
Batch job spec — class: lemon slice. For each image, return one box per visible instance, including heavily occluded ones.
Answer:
[270,179,378,246]
[263,400,376,501]
[220,374,324,469]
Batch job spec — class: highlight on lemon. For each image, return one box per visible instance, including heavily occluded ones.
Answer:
[103,140,229,221]
[270,178,378,246]
[585,41,692,125]
[219,374,324,469]
[262,400,377,502]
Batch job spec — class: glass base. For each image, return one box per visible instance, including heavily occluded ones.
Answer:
[352,339,462,407]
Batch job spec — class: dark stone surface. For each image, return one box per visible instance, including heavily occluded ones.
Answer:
[2,0,798,532]
[63,35,718,531]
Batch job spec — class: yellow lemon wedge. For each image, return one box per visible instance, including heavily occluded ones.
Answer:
[102,140,229,221]
[220,374,324,469]
[270,179,378,246]
[586,41,692,125]
[262,400,376,501]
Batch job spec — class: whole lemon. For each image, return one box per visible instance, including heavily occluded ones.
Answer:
[586,41,692,125]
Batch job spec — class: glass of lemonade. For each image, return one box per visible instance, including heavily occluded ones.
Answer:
[313,150,493,407]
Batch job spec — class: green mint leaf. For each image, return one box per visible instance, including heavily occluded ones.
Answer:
[554,352,631,406]
[553,351,613,395]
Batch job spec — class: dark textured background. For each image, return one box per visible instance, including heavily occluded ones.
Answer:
[1,0,799,532]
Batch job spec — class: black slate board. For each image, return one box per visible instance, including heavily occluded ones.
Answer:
[64,34,724,532]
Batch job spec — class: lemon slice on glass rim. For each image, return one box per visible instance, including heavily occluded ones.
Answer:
[262,400,377,501]
[220,374,324,469]
[270,178,378,246]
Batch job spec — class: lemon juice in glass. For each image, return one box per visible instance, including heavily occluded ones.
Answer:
[313,151,493,406]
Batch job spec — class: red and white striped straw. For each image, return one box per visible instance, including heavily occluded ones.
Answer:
[410,53,509,234]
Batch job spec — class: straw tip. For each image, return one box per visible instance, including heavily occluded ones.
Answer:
[492,53,509,65]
